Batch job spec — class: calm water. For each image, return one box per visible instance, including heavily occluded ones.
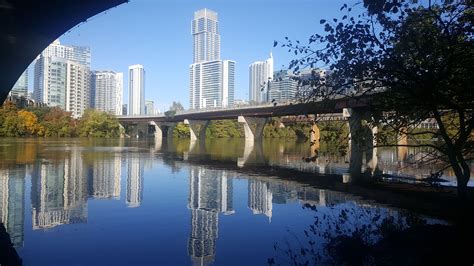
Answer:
[0,138,452,265]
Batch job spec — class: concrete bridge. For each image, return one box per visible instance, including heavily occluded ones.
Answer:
[118,97,389,177]
[117,98,367,141]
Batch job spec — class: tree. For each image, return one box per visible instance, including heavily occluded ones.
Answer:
[169,101,184,112]
[77,109,121,138]
[41,107,75,137]
[278,0,473,197]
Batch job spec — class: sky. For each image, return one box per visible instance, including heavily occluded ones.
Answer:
[27,0,349,111]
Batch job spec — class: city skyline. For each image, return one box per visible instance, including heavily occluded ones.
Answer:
[17,0,345,111]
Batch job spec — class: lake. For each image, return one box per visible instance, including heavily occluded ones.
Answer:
[0,138,452,265]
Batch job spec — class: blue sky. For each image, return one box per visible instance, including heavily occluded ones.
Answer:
[28,0,348,111]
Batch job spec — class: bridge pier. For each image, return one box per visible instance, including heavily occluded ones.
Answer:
[184,119,209,141]
[237,116,270,142]
[345,108,378,178]
[310,123,320,153]
[150,121,177,141]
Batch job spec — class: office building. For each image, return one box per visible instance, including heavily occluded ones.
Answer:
[33,39,91,117]
[189,9,235,110]
[145,99,155,115]
[10,70,28,98]
[91,71,123,115]
[268,70,299,104]
[128,64,145,116]
[249,53,273,103]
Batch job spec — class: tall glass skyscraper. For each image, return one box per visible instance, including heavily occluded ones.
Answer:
[10,70,28,98]
[249,53,273,104]
[189,9,235,110]
[92,71,124,115]
[128,64,145,116]
[192,9,220,63]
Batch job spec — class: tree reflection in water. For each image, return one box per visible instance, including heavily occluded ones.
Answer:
[268,202,449,265]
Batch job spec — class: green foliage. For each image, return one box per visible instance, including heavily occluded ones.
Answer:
[206,120,244,138]
[77,109,121,138]
[173,123,190,138]
[0,102,121,138]
[169,101,184,112]
[41,107,75,137]
[263,118,297,138]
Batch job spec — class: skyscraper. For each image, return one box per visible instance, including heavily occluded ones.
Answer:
[189,9,235,110]
[268,70,298,104]
[10,70,28,98]
[92,71,124,115]
[249,53,273,104]
[33,39,91,117]
[128,64,145,116]
[145,99,155,115]
[192,9,220,63]
[66,61,91,118]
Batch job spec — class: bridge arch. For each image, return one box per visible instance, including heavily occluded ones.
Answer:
[0,0,128,103]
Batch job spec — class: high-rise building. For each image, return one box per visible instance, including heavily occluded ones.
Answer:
[192,9,220,63]
[10,70,28,98]
[41,39,91,66]
[189,60,235,109]
[189,9,235,110]
[128,64,145,116]
[145,99,155,115]
[91,71,124,115]
[33,39,91,117]
[249,53,273,104]
[122,104,128,116]
[268,70,299,104]
[33,56,68,108]
[66,61,91,118]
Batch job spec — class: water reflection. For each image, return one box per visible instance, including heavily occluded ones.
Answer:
[188,167,235,265]
[31,148,88,230]
[127,156,143,207]
[0,168,25,247]
[0,138,465,265]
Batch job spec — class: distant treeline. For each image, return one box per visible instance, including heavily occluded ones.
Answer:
[0,101,121,137]
[173,118,350,142]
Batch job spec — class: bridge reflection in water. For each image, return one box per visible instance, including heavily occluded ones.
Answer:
[0,138,463,265]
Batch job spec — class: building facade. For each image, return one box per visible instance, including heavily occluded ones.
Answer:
[66,61,91,118]
[33,39,91,117]
[189,9,235,110]
[128,64,145,116]
[10,70,28,98]
[268,70,299,104]
[145,100,155,115]
[91,71,123,115]
[249,53,273,104]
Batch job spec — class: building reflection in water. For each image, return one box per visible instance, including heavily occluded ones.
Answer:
[248,180,272,222]
[126,156,143,208]
[0,168,25,248]
[31,149,88,230]
[187,166,234,265]
[88,156,121,199]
